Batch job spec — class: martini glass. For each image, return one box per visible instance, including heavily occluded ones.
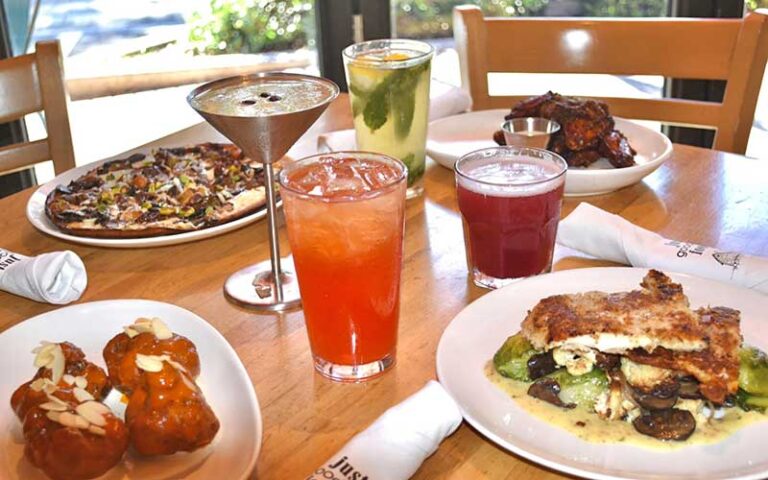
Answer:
[188,73,339,311]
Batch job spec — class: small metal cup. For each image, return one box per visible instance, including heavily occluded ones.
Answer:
[501,117,560,149]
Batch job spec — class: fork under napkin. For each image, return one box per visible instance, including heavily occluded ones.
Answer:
[308,380,462,480]
[318,80,472,153]
[557,203,768,294]
[0,249,87,304]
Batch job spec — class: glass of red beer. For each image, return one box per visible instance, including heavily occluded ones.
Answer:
[455,146,567,289]
[278,152,407,382]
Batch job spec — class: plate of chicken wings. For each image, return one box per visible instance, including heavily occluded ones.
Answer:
[426,93,672,196]
[0,300,261,480]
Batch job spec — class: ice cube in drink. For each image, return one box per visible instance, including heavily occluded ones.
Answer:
[279,153,407,382]
[455,147,567,289]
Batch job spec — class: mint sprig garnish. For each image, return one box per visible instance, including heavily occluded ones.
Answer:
[349,61,430,139]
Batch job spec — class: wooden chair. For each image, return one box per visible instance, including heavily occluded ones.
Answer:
[0,40,75,177]
[453,6,768,154]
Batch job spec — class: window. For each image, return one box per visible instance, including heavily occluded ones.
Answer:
[25,0,320,183]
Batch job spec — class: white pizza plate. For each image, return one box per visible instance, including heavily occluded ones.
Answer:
[436,267,768,480]
[0,299,261,480]
[426,110,673,196]
[26,149,272,249]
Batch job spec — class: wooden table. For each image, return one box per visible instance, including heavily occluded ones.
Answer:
[2,95,768,479]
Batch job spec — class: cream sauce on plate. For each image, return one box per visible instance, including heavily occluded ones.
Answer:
[486,363,766,450]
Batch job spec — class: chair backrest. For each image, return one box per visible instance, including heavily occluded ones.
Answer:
[453,6,768,154]
[0,40,75,177]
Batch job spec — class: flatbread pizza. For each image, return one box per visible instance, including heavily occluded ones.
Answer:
[45,143,267,238]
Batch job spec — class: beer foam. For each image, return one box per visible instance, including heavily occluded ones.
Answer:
[456,157,565,197]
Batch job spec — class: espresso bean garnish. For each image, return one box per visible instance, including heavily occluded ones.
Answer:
[240,99,257,105]
[259,92,271,98]
[268,95,282,102]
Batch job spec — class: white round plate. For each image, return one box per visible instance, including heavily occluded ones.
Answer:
[26,149,269,249]
[437,267,768,480]
[0,300,261,480]
[426,110,673,196]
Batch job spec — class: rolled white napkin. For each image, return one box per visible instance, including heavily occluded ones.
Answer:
[557,203,768,294]
[318,80,472,152]
[308,380,463,480]
[0,249,87,304]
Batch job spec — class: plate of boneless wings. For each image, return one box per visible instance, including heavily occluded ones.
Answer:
[0,300,261,480]
[427,92,673,196]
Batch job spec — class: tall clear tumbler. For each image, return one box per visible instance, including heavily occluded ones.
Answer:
[343,39,433,199]
[278,152,407,382]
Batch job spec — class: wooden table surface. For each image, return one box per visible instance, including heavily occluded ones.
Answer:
[2,95,768,479]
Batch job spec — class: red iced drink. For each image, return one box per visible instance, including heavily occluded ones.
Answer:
[279,152,407,382]
[455,147,567,289]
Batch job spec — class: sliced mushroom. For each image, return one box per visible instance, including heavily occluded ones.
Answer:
[595,352,621,372]
[528,378,576,409]
[632,408,696,441]
[527,351,558,380]
[630,379,680,410]
[677,376,702,400]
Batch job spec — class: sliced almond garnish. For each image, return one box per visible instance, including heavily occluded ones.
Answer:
[166,358,188,373]
[33,342,56,368]
[125,317,173,340]
[62,374,76,385]
[32,341,53,355]
[46,411,61,423]
[73,387,94,403]
[180,372,198,392]
[34,343,66,384]
[39,401,69,412]
[135,354,165,373]
[74,376,88,389]
[58,411,90,429]
[76,401,108,427]
[30,378,55,392]
[45,394,69,408]
[88,425,107,436]
[49,346,65,384]
[150,318,173,340]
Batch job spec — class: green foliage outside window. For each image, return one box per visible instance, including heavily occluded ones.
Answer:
[188,0,313,55]
[395,0,667,39]
[187,0,670,55]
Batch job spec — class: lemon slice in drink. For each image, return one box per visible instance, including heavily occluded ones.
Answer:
[383,52,411,61]
[348,62,388,93]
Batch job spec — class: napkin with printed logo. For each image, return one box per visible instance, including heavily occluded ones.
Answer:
[308,380,463,480]
[557,203,768,294]
[0,249,87,304]
[318,80,472,152]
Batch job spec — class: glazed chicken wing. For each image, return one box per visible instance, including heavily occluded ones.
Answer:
[125,354,219,455]
[599,130,637,168]
[551,99,614,151]
[12,342,111,421]
[506,91,558,118]
[501,92,636,168]
[11,342,127,480]
[566,149,602,168]
[102,318,200,395]
[22,403,128,480]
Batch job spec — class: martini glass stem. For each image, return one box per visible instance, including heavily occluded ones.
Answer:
[263,162,284,302]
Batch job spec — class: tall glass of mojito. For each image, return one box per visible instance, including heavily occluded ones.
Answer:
[343,39,433,199]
